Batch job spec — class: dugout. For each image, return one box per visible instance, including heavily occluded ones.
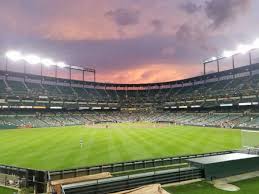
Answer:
[187,153,259,180]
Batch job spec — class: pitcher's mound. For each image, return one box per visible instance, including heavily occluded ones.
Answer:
[112,184,170,194]
[213,180,240,192]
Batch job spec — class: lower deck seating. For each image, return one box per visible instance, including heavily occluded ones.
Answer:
[1,110,259,129]
[0,80,8,97]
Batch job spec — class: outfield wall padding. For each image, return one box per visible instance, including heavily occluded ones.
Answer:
[49,150,233,180]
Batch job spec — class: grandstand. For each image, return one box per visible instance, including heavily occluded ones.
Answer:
[2,61,259,129]
[1,62,259,109]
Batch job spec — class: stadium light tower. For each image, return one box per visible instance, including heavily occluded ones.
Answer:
[4,50,96,83]
[69,66,72,85]
[83,69,86,85]
[57,62,68,68]
[41,58,57,81]
[5,51,24,80]
[56,62,69,83]
[203,56,218,80]
[85,67,96,82]
[222,50,237,77]
[5,50,23,74]
[41,58,55,66]
[5,50,23,62]
[24,54,41,65]
[203,38,259,78]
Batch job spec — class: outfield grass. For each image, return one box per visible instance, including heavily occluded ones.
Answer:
[0,123,242,170]
[164,177,259,194]
[0,186,17,194]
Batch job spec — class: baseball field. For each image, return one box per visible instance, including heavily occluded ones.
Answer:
[0,122,244,170]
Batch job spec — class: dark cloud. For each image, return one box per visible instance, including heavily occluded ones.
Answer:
[175,22,207,46]
[173,22,221,60]
[0,0,256,83]
[175,24,192,43]
[0,32,206,72]
[180,2,201,14]
[150,19,164,32]
[205,0,251,28]
[105,8,140,26]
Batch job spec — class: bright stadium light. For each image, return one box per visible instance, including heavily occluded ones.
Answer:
[5,50,23,62]
[206,38,259,63]
[24,54,41,64]
[204,56,218,63]
[56,61,68,68]
[3,49,91,76]
[222,50,235,58]
[71,65,84,70]
[253,39,259,49]
[237,44,252,54]
[41,58,56,66]
[210,57,218,61]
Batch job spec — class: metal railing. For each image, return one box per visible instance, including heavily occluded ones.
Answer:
[49,150,233,180]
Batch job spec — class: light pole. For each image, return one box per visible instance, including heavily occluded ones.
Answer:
[83,69,86,87]
[216,59,220,73]
[55,65,58,84]
[69,66,72,86]
[249,52,252,76]
[40,63,43,84]
[232,55,235,79]
[203,62,207,84]
[23,60,26,81]
[5,56,8,77]
[249,52,252,65]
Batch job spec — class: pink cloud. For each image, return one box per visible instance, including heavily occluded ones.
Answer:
[96,63,200,84]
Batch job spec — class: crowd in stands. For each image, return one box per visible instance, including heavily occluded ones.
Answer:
[0,110,150,128]
[1,110,259,129]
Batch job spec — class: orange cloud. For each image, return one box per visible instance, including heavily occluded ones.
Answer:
[96,63,201,84]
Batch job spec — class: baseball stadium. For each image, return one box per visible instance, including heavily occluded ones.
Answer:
[1,40,259,194]
[1,1,259,194]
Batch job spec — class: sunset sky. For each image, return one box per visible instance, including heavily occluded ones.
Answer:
[0,0,258,83]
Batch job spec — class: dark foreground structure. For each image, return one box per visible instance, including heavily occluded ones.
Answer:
[187,153,259,180]
[9,151,256,193]
[60,151,259,194]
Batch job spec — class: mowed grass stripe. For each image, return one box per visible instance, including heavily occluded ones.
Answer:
[164,177,259,194]
[0,123,241,170]
[0,186,17,194]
